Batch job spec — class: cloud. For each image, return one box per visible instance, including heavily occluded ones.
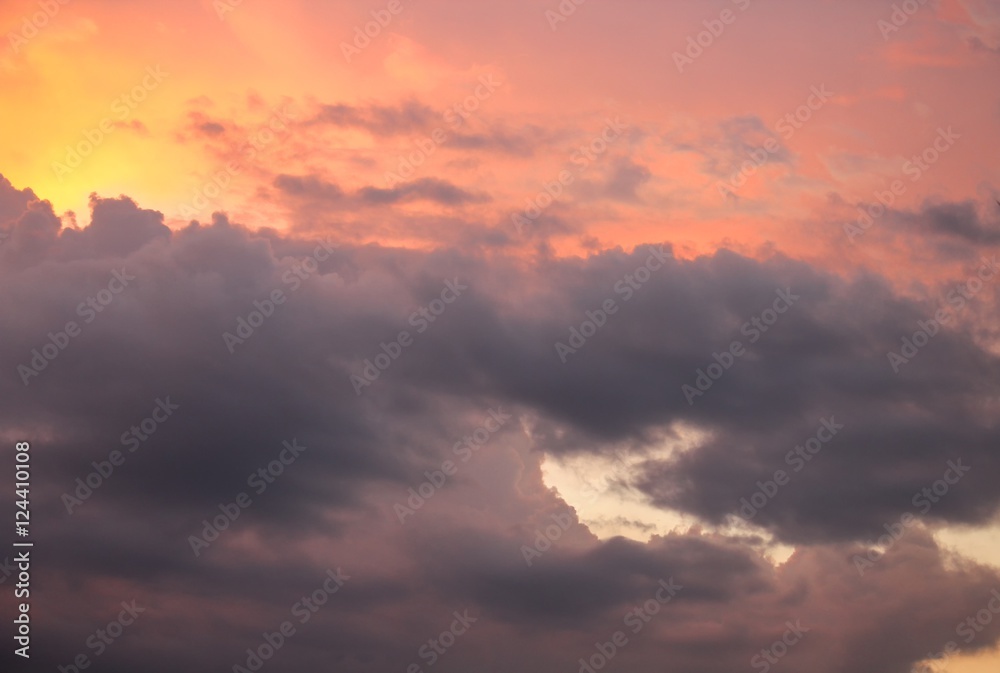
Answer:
[308,100,439,137]
[357,178,490,206]
[915,200,1000,245]
[602,158,653,202]
[2,176,1000,673]
[275,174,489,207]
[303,100,547,156]
[274,174,346,201]
[667,115,794,179]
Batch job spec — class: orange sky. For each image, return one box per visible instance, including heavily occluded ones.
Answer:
[2,0,998,268]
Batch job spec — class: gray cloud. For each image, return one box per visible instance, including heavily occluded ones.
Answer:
[274,173,489,207]
[2,176,1000,673]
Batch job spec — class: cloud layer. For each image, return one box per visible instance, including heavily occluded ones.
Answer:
[2,175,1000,672]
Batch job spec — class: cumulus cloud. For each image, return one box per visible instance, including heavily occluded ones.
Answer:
[2,175,999,673]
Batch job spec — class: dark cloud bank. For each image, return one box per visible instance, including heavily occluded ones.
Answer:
[1,174,999,673]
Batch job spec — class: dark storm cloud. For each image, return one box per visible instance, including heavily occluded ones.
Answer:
[414,531,769,626]
[7,190,994,549]
[2,175,1000,673]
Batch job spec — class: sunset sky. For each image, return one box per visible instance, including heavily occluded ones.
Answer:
[2,1,1000,672]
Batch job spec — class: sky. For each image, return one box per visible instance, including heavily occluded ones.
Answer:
[2,0,1000,672]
